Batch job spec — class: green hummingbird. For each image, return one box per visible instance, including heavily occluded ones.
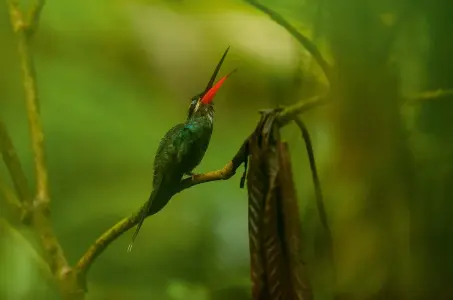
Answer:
[128,47,234,251]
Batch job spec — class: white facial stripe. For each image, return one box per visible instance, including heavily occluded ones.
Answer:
[193,100,201,114]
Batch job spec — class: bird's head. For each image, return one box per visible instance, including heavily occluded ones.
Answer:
[187,46,235,119]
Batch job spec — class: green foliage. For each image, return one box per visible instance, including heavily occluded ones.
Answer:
[2,0,453,299]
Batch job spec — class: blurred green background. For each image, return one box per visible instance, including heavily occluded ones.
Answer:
[1,0,453,299]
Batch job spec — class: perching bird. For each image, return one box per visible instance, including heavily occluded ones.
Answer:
[128,47,234,251]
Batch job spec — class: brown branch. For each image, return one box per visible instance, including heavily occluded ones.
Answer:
[75,139,251,287]
[243,0,334,84]
[75,162,240,287]
[75,95,327,286]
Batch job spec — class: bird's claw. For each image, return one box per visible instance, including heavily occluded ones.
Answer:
[185,172,199,181]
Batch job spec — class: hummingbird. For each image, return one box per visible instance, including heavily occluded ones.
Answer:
[128,47,234,251]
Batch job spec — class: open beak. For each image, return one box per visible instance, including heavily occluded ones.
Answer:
[198,46,235,106]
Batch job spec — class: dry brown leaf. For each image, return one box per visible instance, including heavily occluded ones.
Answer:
[246,110,313,300]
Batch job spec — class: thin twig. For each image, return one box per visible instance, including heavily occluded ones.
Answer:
[277,94,329,126]
[406,89,453,103]
[243,0,334,84]
[0,120,33,204]
[293,117,338,299]
[292,117,331,239]
[7,0,50,207]
[0,176,25,220]
[0,218,54,285]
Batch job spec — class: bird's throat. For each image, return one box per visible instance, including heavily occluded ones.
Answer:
[192,105,215,126]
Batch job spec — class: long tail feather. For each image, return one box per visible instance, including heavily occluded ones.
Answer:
[127,190,157,252]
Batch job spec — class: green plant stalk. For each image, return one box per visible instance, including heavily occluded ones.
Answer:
[5,0,85,298]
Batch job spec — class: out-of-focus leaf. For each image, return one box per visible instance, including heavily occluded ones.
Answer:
[379,13,396,27]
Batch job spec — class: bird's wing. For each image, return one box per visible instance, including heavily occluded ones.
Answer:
[152,123,185,186]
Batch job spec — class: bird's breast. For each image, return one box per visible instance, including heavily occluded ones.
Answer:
[180,121,213,173]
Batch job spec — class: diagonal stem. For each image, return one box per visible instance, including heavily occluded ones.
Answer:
[0,120,33,204]
[15,23,49,207]
[243,0,334,84]
[0,176,26,220]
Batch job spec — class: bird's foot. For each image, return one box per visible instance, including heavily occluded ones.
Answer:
[185,172,199,181]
